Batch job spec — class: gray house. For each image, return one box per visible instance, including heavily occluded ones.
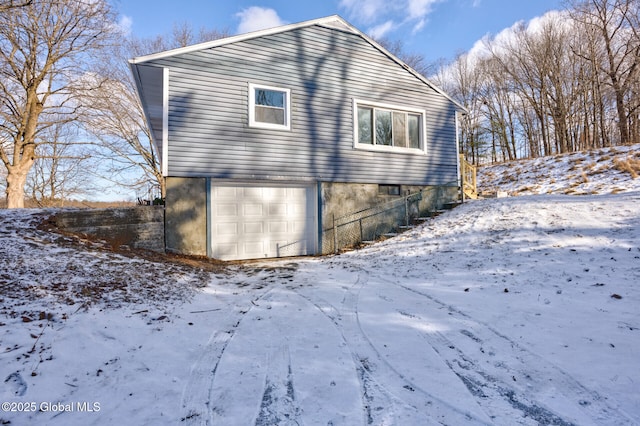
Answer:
[130,15,465,261]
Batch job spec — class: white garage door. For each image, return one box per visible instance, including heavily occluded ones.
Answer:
[210,183,317,261]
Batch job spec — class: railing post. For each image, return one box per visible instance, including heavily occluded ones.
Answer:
[405,196,409,226]
[460,153,466,202]
[333,214,338,254]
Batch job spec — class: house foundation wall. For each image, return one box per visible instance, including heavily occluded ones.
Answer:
[163,178,458,259]
[165,177,207,256]
[320,182,458,254]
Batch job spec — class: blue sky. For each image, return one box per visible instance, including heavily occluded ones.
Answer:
[117,0,564,63]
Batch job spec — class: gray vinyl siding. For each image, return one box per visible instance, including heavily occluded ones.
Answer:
[152,24,459,186]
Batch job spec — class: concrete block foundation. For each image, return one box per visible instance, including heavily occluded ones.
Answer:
[165,177,207,256]
[320,182,459,254]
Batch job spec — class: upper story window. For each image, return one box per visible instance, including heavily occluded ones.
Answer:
[249,83,291,130]
[354,99,426,154]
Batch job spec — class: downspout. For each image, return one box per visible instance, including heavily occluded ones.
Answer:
[206,178,212,258]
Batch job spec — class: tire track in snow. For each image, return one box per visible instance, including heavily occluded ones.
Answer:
[254,345,299,426]
[180,287,274,425]
[365,273,636,425]
[294,272,493,425]
[186,286,362,425]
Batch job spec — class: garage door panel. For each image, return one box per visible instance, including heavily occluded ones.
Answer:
[210,183,316,261]
[216,187,238,199]
[289,203,307,215]
[216,223,238,236]
[269,203,287,216]
[268,221,288,233]
[243,204,263,216]
[216,203,238,216]
[217,243,239,257]
[244,187,263,198]
[292,220,309,233]
[244,222,264,234]
[243,240,266,256]
[271,187,286,198]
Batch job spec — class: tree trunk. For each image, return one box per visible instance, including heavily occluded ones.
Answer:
[5,165,31,208]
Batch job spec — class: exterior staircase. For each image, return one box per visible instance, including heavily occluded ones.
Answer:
[460,154,478,200]
[378,200,462,241]
[330,186,465,253]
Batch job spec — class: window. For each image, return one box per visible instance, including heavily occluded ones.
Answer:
[249,83,291,130]
[354,99,426,154]
[379,184,401,196]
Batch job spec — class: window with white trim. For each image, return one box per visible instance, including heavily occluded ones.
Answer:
[354,99,426,154]
[249,83,291,130]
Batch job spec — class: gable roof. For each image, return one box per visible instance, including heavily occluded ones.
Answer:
[130,15,354,65]
[131,14,465,107]
[129,15,466,151]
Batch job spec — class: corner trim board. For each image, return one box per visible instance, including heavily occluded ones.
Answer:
[162,68,169,177]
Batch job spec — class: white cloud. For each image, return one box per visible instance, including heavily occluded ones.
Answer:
[117,15,133,36]
[368,20,395,39]
[339,0,443,38]
[526,10,568,35]
[407,0,439,21]
[445,9,570,76]
[339,0,389,24]
[412,18,426,34]
[235,7,287,34]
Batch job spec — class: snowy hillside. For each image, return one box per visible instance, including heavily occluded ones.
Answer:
[478,143,640,196]
[1,148,639,425]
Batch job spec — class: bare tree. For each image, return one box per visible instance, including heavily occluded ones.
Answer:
[433,52,489,164]
[83,23,229,200]
[440,2,639,165]
[0,0,32,11]
[27,122,96,207]
[570,0,640,145]
[0,0,118,208]
[375,37,435,77]
[83,38,163,200]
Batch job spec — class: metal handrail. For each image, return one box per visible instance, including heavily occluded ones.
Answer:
[326,183,458,253]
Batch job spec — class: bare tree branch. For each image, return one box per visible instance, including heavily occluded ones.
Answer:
[0,0,120,207]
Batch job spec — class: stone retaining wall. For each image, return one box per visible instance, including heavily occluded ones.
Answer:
[53,207,164,253]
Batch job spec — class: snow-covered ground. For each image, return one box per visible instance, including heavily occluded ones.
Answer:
[1,146,639,425]
[478,143,640,196]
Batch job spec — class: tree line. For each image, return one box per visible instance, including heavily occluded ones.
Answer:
[435,0,640,165]
[1,0,637,208]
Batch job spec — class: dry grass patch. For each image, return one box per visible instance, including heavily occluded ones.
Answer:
[517,184,539,193]
[568,157,585,172]
[580,171,589,183]
[502,173,518,183]
[589,164,610,176]
[613,157,640,179]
